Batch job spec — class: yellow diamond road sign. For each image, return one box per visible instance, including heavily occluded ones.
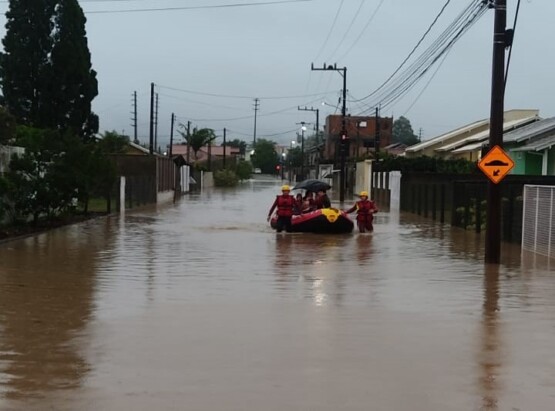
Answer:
[478,145,514,184]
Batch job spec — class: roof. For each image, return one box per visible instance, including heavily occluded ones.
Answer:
[405,118,487,153]
[406,109,540,154]
[435,116,540,152]
[503,116,555,143]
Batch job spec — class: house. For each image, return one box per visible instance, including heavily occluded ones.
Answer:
[170,144,240,163]
[323,114,393,161]
[504,117,555,175]
[405,109,540,161]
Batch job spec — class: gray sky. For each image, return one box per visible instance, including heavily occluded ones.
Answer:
[0,0,553,148]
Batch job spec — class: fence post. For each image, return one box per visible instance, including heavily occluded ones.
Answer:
[119,176,126,214]
[476,188,482,233]
[423,185,429,218]
[440,184,446,224]
[432,185,437,221]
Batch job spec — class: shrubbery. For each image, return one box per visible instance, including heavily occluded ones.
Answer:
[214,169,239,187]
[235,160,252,180]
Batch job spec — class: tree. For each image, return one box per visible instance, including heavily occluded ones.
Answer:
[0,0,55,126]
[251,139,278,174]
[0,0,98,136]
[287,146,303,167]
[235,160,252,180]
[98,130,130,154]
[0,106,17,145]
[177,126,216,161]
[46,0,98,137]
[392,116,419,146]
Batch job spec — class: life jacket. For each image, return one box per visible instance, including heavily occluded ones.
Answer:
[356,200,374,215]
[277,194,294,217]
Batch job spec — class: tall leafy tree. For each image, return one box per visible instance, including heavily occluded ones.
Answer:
[46,0,98,137]
[0,106,17,144]
[251,139,278,174]
[0,0,55,126]
[392,116,419,146]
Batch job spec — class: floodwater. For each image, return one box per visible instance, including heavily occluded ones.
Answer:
[1,179,554,411]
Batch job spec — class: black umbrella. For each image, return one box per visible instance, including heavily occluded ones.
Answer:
[292,179,331,192]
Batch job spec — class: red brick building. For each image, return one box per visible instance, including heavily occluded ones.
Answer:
[323,114,393,161]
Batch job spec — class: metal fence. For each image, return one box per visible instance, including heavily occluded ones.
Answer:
[401,173,555,244]
[522,185,555,258]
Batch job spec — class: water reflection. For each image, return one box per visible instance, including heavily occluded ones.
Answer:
[0,218,112,401]
[478,264,501,410]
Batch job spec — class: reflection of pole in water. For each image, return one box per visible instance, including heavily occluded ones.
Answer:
[479,264,501,410]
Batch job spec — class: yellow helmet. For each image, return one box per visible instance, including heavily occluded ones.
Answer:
[360,191,368,197]
[281,185,290,192]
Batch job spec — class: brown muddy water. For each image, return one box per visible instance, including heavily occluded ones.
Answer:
[1,180,554,410]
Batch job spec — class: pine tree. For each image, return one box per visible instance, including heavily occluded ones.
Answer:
[0,0,98,137]
[47,0,98,137]
[0,0,55,126]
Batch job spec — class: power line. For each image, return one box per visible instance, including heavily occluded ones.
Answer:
[312,0,345,63]
[335,0,386,62]
[83,0,313,14]
[353,0,455,103]
[324,0,366,62]
[156,84,335,100]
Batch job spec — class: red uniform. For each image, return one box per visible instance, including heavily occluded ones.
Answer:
[268,194,295,232]
[346,199,378,232]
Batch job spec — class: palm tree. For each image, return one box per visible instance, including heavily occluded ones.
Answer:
[177,125,216,161]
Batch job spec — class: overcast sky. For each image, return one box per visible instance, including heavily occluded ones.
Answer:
[0,0,553,148]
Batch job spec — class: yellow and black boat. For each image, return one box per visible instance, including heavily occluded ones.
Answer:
[270,208,354,234]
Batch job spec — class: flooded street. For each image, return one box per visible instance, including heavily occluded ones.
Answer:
[1,180,555,410]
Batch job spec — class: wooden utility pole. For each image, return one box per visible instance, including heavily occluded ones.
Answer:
[154,93,159,153]
[253,98,260,146]
[485,0,507,264]
[186,120,191,164]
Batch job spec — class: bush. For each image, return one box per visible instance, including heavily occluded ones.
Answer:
[235,160,252,180]
[214,169,239,187]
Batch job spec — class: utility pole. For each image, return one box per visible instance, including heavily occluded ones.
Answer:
[419,127,423,142]
[298,106,320,177]
[485,0,507,264]
[311,63,348,201]
[154,93,159,153]
[223,128,227,169]
[169,113,175,157]
[186,120,191,164]
[296,121,311,181]
[375,106,380,157]
[253,98,260,146]
[131,91,138,144]
[149,82,154,155]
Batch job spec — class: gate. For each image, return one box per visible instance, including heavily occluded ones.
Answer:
[522,185,555,258]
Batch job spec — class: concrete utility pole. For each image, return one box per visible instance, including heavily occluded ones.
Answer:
[485,0,507,264]
[154,93,159,153]
[253,98,260,146]
[298,106,320,176]
[223,128,227,169]
[375,107,380,157]
[169,113,175,157]
[311,63,348,201]
[296,121,310,181]
[131,91,138,144]
[149,83,154,155]
[186,120,191,164]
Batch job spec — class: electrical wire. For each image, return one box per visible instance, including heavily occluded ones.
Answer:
[84,0,313,14]
[504,0,522,90]
[353,0,488,114]
[156,84,335,100]
[335,0,386,62]
[353,0,455,103]
[312,0,345,63]
[324,0,366,63]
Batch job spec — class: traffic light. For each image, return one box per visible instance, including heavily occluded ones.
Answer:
[340,133,349,143]
[275,164,281,171]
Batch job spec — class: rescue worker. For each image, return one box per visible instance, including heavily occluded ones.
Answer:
[315,189,331,209]
[267,185,295,232]
[302,191,315,213]
[344,191,378,233]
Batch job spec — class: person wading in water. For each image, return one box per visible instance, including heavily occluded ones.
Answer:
[344,191,378,233]
[267,185,295,232]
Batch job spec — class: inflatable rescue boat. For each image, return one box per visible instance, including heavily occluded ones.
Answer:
[270,208,354,234]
